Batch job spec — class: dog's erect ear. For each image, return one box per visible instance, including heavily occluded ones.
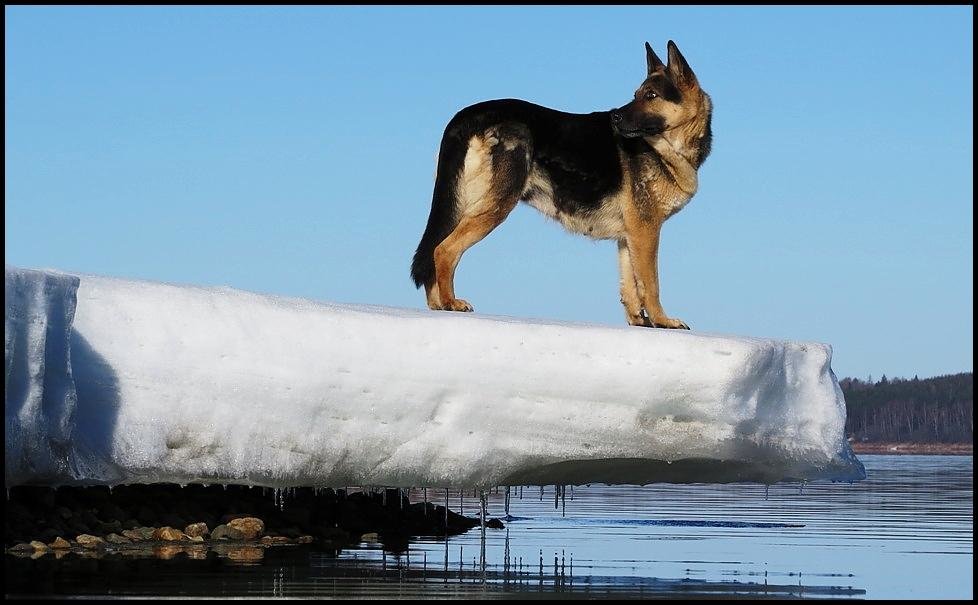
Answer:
[645,41,665,75]
[667,40,697,85]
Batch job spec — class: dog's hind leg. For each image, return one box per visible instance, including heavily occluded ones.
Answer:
[431,205,515,311]
[431,126,530,312]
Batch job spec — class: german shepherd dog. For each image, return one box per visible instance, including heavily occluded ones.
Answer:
[411,41,712,329]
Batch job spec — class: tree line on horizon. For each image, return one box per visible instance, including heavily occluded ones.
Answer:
[841,372,972,444]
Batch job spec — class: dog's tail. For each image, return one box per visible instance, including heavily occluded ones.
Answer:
[411,130,467,289]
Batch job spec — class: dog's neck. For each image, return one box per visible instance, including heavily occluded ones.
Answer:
[650,124,697,164]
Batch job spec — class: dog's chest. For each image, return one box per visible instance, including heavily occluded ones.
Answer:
[632,156,694,219]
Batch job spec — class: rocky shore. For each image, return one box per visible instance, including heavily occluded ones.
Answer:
[5,484,502,560]
[850,442,973,455]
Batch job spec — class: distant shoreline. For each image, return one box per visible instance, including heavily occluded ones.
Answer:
[851,442,973,455]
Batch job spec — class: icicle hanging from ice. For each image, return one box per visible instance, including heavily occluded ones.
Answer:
[479,489,488,571]
[479,490,487,526]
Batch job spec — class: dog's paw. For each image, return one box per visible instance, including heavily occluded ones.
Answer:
[648,315,690,330]
[443,298,474,312]
[626,312,654,328]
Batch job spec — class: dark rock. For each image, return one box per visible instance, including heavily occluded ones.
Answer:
[486,518,505,529]
[211,524,245,541]
[122,526,157,541]
[227,517,264,540]
[97,520,123,535]
[220,512,249,524]
[159,513,186,530]
[98,503,126,523]
[105,533,132,544]
[152,527,187,541]
[136,506,156,525]
[38,489,57,510]
[5,483,484,554]
[75,534,105,549]
[184,522,209,538]
[37,528,63,544]
[79,510,99,527]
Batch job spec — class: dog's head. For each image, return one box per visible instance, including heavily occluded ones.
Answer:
[611,41,705,138]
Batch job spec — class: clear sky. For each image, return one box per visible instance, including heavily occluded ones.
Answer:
[5,6,973,381]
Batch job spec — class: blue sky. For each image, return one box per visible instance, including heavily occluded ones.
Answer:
[5,6,973,380]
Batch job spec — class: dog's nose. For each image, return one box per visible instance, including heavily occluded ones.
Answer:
[611,111,623,124]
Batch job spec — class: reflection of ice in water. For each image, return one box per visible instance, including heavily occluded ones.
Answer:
[5,458,970,599]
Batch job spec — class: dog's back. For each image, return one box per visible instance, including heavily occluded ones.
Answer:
[410,100,625,296]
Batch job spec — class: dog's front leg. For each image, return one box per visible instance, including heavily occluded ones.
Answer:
[622,213,689,330]
[617,240,652,327]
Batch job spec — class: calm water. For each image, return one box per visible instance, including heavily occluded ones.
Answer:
[5,455,973,599]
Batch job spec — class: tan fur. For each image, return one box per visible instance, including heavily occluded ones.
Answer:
[458,135,497,215]
[430,209,513,311]
[617,75,711,329]
[617,239,646,325]
[427,132,520,312]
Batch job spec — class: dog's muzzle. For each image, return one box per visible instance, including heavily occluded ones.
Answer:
[611,111,643,138]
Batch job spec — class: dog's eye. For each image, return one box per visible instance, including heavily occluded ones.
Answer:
[645,91,658,100]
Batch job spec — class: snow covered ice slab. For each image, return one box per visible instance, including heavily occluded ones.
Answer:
[4,265,865,488]
[5,267,80,485]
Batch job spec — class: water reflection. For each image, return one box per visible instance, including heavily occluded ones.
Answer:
[4,455,972,599]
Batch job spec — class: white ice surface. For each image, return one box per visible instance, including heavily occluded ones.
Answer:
[4,265,864,488]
